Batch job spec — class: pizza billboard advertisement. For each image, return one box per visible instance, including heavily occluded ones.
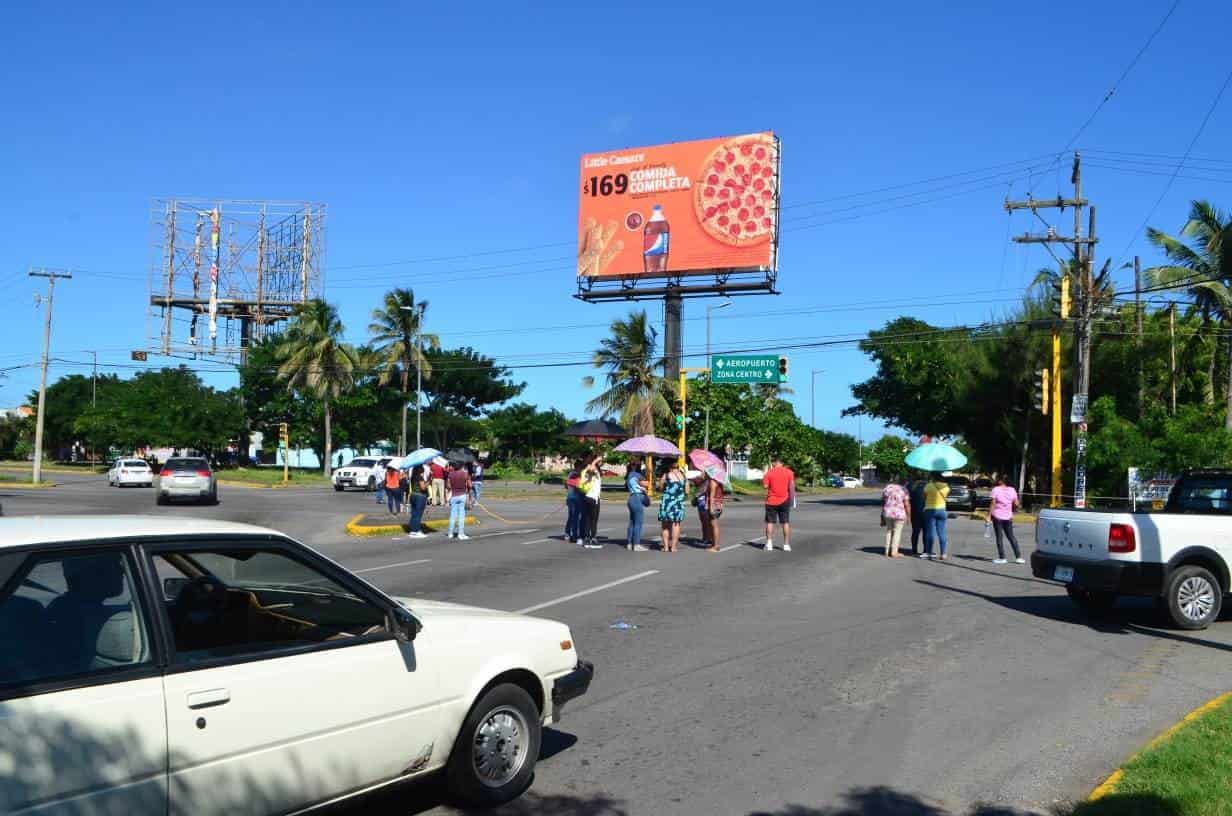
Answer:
[577,132,780,280]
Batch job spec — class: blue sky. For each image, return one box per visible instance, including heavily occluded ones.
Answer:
[2,1,1230,446]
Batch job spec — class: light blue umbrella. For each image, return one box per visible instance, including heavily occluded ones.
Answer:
[400,448,442,469]
[905,442,968,473]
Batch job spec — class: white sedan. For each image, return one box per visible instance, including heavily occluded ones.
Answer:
[108,458,154,487]
[0,516,593,814]
[841,476,863,488]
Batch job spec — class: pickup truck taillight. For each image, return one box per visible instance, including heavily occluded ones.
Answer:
[1108,523,1137,553]
[159,469,172,478]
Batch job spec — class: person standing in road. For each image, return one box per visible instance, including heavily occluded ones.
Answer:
[407,465,429,539]
[881,477,910,558]
[922,473,950,560]
[702,472,724,553]
[763,456,795,552]
[429,460,446,507]
[579,456,604,549]
[657,461,686,552]
[565,463,583,544]
[383,465,403,515]
[988,476,1024,564]
[446,462,472,539]
[908,478,927,555]
[625,460,649,552]
[471,459,485,504]
[375,460,386,506]
[691,471,712,548]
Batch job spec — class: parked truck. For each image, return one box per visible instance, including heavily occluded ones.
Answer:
[1032,469,1232,630]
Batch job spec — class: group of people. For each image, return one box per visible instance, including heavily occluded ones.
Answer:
[562,454,797,554]
[880,474,1022,563]
[377,459,483,540]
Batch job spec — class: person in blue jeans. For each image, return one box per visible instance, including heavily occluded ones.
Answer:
[564,465,582,543]
[625,461,649,551]
[446,464,472,540]
[406,465,429,539]
[922,475,951,559]
[471,461,484,504]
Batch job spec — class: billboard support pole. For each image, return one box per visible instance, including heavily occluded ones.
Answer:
[664,291,682,381]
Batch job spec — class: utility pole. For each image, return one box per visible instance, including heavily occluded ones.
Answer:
[416,304,423,450]
[1005,152,1092,508]
[90,350,97,465]
[703,301,730,450]
[1169,303,1177,414]
[29,268,73,484]
[1135,256,1144,417]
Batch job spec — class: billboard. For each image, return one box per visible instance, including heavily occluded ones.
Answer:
[577,132,780,280]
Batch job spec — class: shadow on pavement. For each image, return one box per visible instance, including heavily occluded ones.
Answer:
[748,786,1179,815]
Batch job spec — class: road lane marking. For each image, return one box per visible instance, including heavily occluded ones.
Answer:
[353,559,432,574]
[720,536,765,552]
[514,570,660,615]
[479,528,541,538]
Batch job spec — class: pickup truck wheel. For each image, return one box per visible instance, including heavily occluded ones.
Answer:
[333,484,344,492]
[446,683,541,807]
[1066,586,1117,616]
[1165,566,1221,630]
[366,476,376,492]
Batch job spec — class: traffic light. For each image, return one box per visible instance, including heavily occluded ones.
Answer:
[778,356,789,380]
[278,422,289,446]
[1052,276,1072,319]
[1033,369,1050,414]
[675,415,685,430]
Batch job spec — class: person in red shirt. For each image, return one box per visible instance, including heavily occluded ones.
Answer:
[762,456,796,552]
[446,463,472,539]
[429,461,446,506]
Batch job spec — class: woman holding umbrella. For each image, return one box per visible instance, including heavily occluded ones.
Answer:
[904,442,966,561]
[625,460,650,551]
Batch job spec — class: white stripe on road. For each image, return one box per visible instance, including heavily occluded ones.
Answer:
[720,536,765,552]
[478,528,541,538]
[353,559,432,574]
[515,570,660,615]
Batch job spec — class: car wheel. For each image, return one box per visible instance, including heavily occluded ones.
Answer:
[333,484,344,492]
[366,476,376,492]
[1066,586,1117,616]
[446,683,541,807]
[1164,565,1222,630]
[156,492,168,506]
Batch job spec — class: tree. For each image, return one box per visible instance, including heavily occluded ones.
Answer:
[583,310,673,435]
[485,403,572,461]
[420,347,524,450]
[866,435,911,481]
[368,288,439,454]
[276,300,358,475]
[1147,200,1232,427]
[237,336,321,458]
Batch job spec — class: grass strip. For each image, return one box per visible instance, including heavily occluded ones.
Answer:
[215,468,331,487]
[1074,693,1232,816]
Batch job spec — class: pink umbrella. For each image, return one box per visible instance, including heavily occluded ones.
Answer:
[614,435,682,458]
[688,449,728,484]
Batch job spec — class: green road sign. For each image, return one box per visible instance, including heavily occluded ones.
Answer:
[711,354,782,384]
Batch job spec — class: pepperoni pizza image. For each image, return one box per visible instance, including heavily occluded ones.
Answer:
[694,133,779,246]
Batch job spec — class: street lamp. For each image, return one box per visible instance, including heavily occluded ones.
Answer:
[704,300,732,450]
[399,304,425,452]
[810,369,825,427]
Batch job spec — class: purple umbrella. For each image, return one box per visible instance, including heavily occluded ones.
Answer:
[613,435,682,458]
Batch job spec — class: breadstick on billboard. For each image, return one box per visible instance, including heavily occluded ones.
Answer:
[577,132,780,279]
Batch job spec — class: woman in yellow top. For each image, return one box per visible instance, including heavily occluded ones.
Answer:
[921,474,950,560]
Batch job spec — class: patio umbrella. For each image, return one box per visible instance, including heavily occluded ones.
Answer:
[687,449,729,484]
[904,442,968,473]
[562,418,628,442]
[400,448,441,469]
[614,435,681,458]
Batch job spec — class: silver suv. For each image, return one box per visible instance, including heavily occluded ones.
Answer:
[156,457,217,505]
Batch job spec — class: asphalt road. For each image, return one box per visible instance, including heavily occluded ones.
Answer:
[5,472,1232,816]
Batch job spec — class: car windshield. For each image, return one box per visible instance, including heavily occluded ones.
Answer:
[944,477,971,487]
[349,458,375,468]
[166,458,207,470]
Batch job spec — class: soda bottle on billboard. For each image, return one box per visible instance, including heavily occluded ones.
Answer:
[643,205,669,275]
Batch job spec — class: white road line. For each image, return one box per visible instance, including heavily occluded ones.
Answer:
[719,536,765,552]
[353,558,432,574]
[514,570,660,615]
[479,528,541,538]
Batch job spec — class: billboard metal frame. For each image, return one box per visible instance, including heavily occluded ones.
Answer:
[574,266,778,302]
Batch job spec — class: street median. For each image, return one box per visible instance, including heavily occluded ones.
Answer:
[346,512,479,537]
[1075,691,1232,815]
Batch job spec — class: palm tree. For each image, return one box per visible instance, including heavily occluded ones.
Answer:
[1146,200,1232,427]
[582,310,673,436]
[277,299,359,475]
[369,288,440,454]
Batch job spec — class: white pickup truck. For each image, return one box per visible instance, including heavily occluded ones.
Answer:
[1032,469,1232,630]
[331,456,393,492]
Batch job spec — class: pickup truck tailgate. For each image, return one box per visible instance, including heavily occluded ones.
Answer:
[1036,509,1128,561]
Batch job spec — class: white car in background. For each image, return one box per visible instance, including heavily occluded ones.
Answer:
[0,516,593,814]
[107,458,153,488]
[841,476,863,489]
[331,456,393,492]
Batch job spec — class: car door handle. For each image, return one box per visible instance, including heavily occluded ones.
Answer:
[186,688,231,709]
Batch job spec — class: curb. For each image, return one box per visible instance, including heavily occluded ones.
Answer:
[215,479,317,490]
[345,513,479,537]
[0,481,57,489]
[1087,690,1232,801]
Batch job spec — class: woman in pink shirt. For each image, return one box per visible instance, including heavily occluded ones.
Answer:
[988,476,1023,564]
[881,478,910,558]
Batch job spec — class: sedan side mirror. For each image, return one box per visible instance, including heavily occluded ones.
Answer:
[391,605,422,643]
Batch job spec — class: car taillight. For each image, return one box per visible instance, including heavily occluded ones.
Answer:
[1108,523,1136,554]
[196,469,211,477]
[160,469,172,477]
